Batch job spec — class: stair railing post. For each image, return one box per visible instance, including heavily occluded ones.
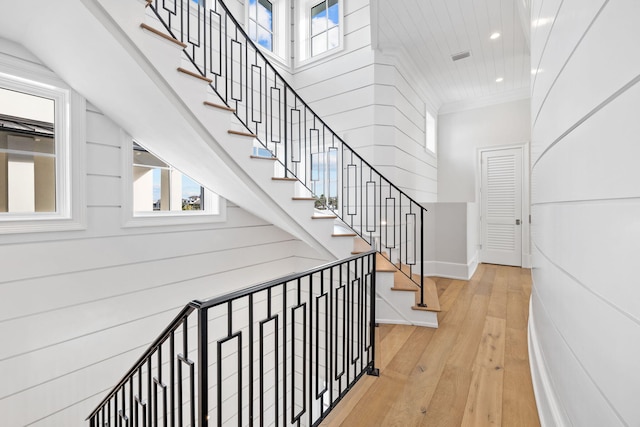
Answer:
[197,306,209,426]
[367,251,379,376]
[418,208,426,307]
[284,88,288,178]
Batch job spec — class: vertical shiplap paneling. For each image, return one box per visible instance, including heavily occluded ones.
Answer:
[530,0,640,425]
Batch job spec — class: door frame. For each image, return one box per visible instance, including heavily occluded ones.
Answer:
[476,143,531,268]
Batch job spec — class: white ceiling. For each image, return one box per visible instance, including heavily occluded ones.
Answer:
[377,0,531,109]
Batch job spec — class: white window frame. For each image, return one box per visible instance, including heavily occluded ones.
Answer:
[296,0,344,67]
[245,0,289,65]
[122,137,226,227]
[0,53,86,234]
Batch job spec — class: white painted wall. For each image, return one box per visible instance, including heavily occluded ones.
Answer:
[529,1,640,426]
[421,202,478,280]
[0,42,327,427]
[437,98,530,202]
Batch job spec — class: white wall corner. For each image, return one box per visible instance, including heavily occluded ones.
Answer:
[528,300,570,427]
[466,251,479,279]
[433,261,474,280]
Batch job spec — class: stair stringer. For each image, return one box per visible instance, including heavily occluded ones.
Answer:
[0,0,359,261]
[375,271,439,328]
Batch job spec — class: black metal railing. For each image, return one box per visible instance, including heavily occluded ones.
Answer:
[145,0,428,304]
[87,251,377,426]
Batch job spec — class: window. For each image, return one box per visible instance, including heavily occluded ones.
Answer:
[132,142,218,214]
[248,0,273,51]
[124,141,225,226]
[0,54,85,234]
[0,88,55,213]
[296,0,342,65]
[246,0,288,61]
[310,0,339,57]
[425,110,437,154]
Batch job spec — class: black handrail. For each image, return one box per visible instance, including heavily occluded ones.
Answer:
[146,0,428,305]
[87,251,378,426]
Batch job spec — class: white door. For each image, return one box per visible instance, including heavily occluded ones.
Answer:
[480,147,522,266]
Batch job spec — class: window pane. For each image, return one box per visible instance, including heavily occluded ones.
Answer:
[327,26,339,50]
[327,0,339,28]
[249,0,273,52]
[0,87,56,213]
[249,19,257,42]
[181,174,202,210]
[311,2,327,36]
[133,143,206,213]
[257,0,273,32]
[256,26,273,50]
[311,33,327,56]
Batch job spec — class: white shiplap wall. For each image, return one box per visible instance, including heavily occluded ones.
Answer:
[0,46,326,426]
[529,0,640,426]
[290,0,438,202]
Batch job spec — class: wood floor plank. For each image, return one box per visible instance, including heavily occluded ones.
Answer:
[377,323,395,342]
[421,293,491,426]
[434,277,453,298]
[335,326,436,426]
[378,324,417,370]
[503,327,541,426]
[378,268,487,426]
[487,266,508,319]
[436,279,465,315]
[506,288,529,331]
[460,316,507,427]
[319,264,540,427]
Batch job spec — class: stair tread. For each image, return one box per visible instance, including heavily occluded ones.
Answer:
[250,155,277,160]
[312,215,337,219]
[177,67,212,83]
[390,273,441,312]
[272,177,298,181]
[140,23,187,48]
[292,197,316,201]
[375,253,397,272]
[204,101,235,112]
[332,232,357,237]
[228,129,257,138]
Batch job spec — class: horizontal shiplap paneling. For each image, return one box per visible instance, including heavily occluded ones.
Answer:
[0,99,322,427]
[531,0,640,164]
[531,0,603,116]
[530,0,640,425]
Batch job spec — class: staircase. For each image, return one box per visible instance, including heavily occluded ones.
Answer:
[118,0,441,327]
[0,0,439,326]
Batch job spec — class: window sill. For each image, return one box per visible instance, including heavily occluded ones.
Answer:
[294,44,345,71]
[122,200,227,228]
[0,215,86,234]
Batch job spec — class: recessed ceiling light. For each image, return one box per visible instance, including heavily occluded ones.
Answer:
[490,32,501,40]
[496,77,504,83]
[531,68,542,75]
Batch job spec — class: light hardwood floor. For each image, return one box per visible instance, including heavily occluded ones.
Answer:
[320,263,540,427]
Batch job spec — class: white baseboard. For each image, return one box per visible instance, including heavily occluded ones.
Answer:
[528,299,568,427]
[423,255,478,280]
[375,318,412,326]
